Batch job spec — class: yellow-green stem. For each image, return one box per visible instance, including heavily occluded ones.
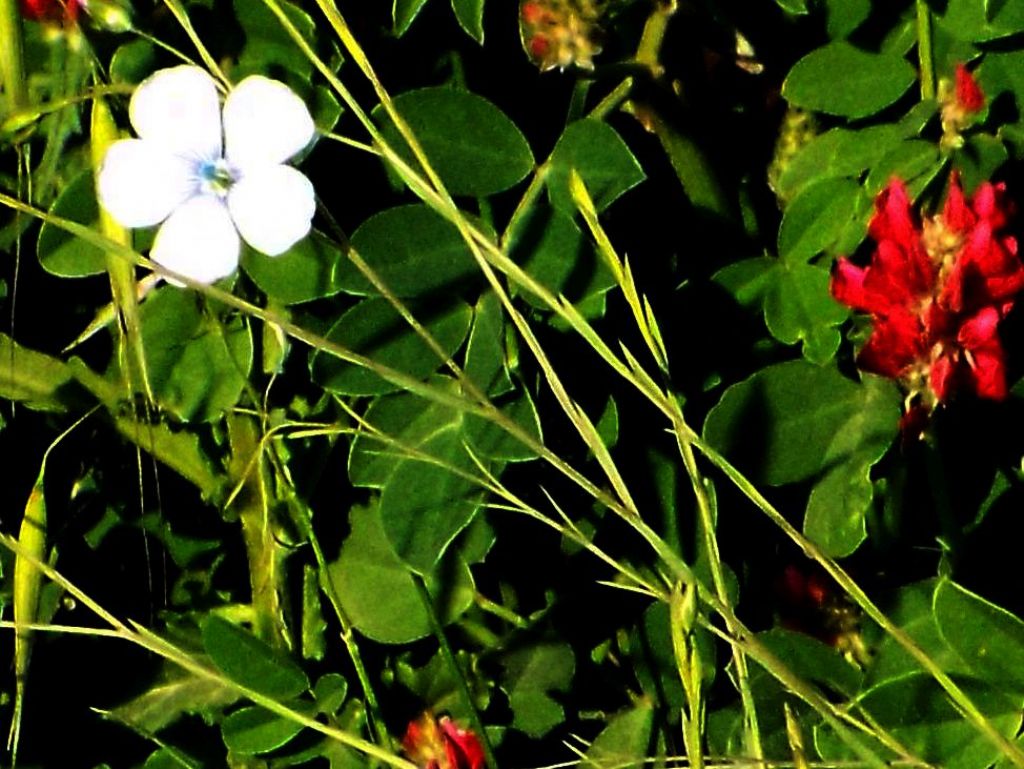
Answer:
[916,0,935,100]
[0,0,28,110]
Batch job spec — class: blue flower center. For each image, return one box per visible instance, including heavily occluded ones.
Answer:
[199,158,237,197]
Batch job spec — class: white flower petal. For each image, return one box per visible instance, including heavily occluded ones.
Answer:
[130,65,222,160]
[228,165,315,256]
[223,76,315,168]
[98,139,199,227]
[151,195,240,284]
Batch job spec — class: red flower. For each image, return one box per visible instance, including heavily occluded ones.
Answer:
[403,713,485,769]
[831,175,1023,436]
[18,0,80,23]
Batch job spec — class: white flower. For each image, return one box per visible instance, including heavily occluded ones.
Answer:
[98,65,316,285]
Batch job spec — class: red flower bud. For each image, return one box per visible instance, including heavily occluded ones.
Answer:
[955,63,985,113]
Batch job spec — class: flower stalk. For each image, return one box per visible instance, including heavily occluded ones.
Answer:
[0,0,28,110]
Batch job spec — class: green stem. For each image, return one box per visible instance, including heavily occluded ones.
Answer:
[916,0,935,100]
[0,0,27,110]
[474,593,529,629]
[412,573,498,769]
[672,415,763,766]
[635,0,677,76]
[227,415,290,649]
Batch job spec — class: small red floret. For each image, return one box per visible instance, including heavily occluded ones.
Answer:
[955,63,985,113]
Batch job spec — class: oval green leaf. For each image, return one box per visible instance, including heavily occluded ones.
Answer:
[241,232,344,305]
[452,0,484,42]
[37,170,108,277]
[377,87,534,197]
[201,615,309,700]
[310,297,472,396]
[327,503,475,644]
[221,706,305,755]
[338,205,481,297]
[814,673,1021,769]
[702,360,900,486]
[934,579,1024,698]
[778,177,864,264]
[139,287,253,423]
[546,120,645,215]
[783,42,916,118]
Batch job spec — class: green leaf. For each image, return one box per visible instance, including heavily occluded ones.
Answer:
[221,706,305,755]
[703,361,900,486]
[583,705,654,769]
[394,0,431,35]
[347,384,502,568]
[337,205,480,297]
[803,459,872,556]
[37,170,107,277]
[142,747,200,769]
[310,297,472,396]
[824,0,871,38]
[712,257,777,311]
[114,415,221,498]
[864,579,973,689]
[376,87,533,197]
[451,0,484,42]
[464,390,542,461]
[815,673,1022,769]
[138,287,253,422]
[936,0,1024,42]
[864,140,943,196]
[647,111,731,218]
[634,602,687,710]
[313,673,347,715]
[778,177,864,264]
[103,671,240,734]
[934,579,1024,698]
[546,120,645,215]
[349,388,462,487]
[757,628,862,697]
[762,261,848,364]
[0,333,75,412]
[327,502,475,644]
[509,203,614,310]
[242,233,344,305]
[109,39,157,85]
[775,124,906,202]
[783,42,916,118]
[140,513,220,568]
[500,642,575,737]
[202,615,310,700]
[396,648,491,717]
[465,290,513,396]
[69,357,222,496]
[955,134,1010,194]
[234,0,316,82]
[774,0,809,14]
[378,421,484,571]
